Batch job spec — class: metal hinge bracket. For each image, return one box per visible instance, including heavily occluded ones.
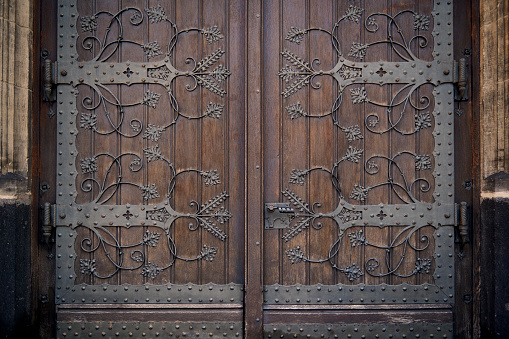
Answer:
[41,202,56,245]
[453,58,468,101]
[454,202,470,244]
[42,57,57,102]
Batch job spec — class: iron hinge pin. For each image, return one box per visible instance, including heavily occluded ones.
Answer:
[454,202,470,244]
[453,58,468,101]
[42,202,56,245]
[42,58,57,102]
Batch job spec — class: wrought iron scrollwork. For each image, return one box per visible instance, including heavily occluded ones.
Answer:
[73,5,233,280]
[77,5,231,139]
[278,5,439,280]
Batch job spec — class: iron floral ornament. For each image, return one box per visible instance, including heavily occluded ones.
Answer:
[73,5,232,280]
[76,5,230,138]
[278,5,439,280]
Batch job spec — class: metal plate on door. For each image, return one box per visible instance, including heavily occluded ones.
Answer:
[265,203,295,229]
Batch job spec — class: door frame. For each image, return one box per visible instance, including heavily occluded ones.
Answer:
[29,0,481,338]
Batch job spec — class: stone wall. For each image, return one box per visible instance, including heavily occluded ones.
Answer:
[479,0,509,337]
[0,0,34,337]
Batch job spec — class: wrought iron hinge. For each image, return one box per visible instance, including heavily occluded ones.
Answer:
[454,202,470,244]
[42,57,57,102]
[453,58,468,101]
[41,202,56,245]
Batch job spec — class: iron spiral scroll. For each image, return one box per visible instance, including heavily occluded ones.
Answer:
[75,4,232,280]
[278,5,439,281]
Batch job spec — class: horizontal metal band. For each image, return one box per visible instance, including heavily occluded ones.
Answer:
[57,321,243,338]
[264,323,453,339]
[264,282,452,305]
[56,282,244,305]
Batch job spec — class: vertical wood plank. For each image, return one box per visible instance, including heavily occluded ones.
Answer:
[227,0,246,285]
[173,0,200,285]
[280,0,307,286]
[262,0,282,286]
[245,0,263,336]
[308,0,334,286]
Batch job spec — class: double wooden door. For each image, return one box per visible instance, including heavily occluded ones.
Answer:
[37,0,474,337]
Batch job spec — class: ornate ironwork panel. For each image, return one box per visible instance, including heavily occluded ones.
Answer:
[54,0,242,310]
[264,0,456,306]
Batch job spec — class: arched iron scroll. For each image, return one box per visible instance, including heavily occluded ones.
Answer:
[274,3,456,284]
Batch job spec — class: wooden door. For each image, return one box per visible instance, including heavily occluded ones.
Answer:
[37,0,474,338]
[245,0,473,337]
[39,0,246,337]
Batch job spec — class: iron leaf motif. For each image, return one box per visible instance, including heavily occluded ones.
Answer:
[142,230,161,247]
[147,65,171,80]
[339,263,364,281]
[141,41,163,59]
[145,4,168,24]
[414,258,432,274]
[205,102,224,119]
[350,184,370,202]
[146,207,171,223]
[415,111,432,131]
[338,64,362,80]
[413,14,430,31]
[201,170,221,186]
[201,26,224,44]
[286,102,307,120]
[286,26,306,44]
[80,157,98,174]
[286,246,307,264]
[348,230,367,247]
[143,124,165,142]
[336,207,362,223]
[280,49,313,98]
[350,87,368,104]
[192,50,231,96]
[341,145,363,163]
[415,154,432,170]
[289,169,307,185]
[210,65,231,83]
[343,5,364,23]
[140,184,160,201]
[348,42,368,60]
[278,65,298,83]
[80,15,97,32]
[199,245,218,262]
[213,207,232,224]
[141,90,161,108]
[140,262,162,280]
[342,125,364,142]
[144,145,163,163]
[80,113,97,130]
[79,259,96,275]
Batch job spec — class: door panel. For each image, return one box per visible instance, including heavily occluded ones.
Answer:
[52,0,245,337]
[261,0,456,337]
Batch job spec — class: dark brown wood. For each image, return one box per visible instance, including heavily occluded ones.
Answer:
[245,0,264,336]
[470,0,481,337]
[453,0,475,337]
[30,0,42,335]
[36,0,58,337]
[57,308,242,322]
[264,309,453,324]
